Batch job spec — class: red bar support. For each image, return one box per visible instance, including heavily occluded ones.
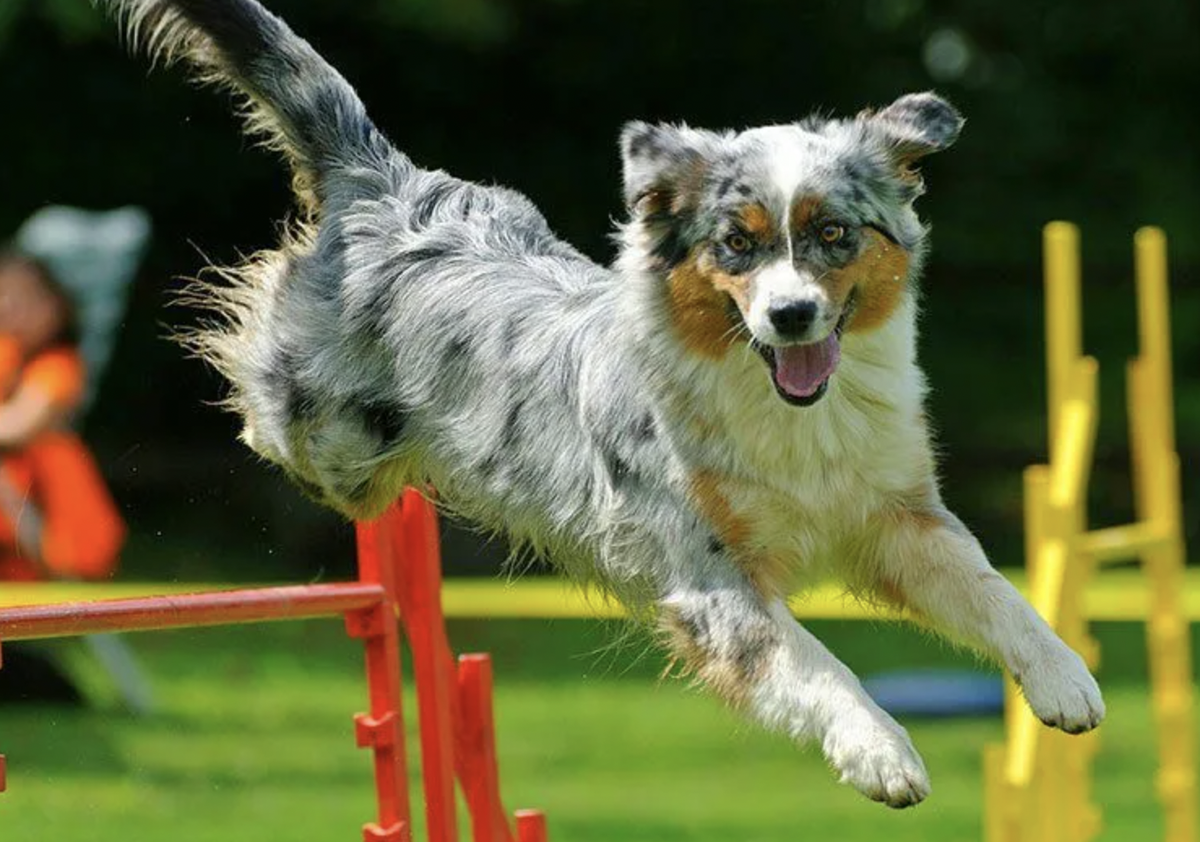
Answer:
[458,653,508,842]
[393,489,460,842]
[0,490,549,836]
[514,811,548,842]
[354,508,414,842]
[0,583,386,641]
[387,492,524,842]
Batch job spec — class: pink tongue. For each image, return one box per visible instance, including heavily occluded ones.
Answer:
[773,334,841,398]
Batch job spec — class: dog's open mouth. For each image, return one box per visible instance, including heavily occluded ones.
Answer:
[754,295,855,407]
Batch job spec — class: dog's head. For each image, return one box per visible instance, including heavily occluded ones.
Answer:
[620,92,962,406]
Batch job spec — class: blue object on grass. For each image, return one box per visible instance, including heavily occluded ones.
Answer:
[863,669,1005,718]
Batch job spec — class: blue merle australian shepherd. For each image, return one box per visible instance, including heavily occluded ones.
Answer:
[97,0,1103,807]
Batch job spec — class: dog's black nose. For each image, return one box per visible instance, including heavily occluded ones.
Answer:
[767,301,818,338]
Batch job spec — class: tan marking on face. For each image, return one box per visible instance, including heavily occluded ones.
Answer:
[690,471,792,600]
[708,263,752,312]
[659,606,774,710]
[737,203,775,240]
[790,193,824,232]
[826,229,911,333]
[665,252,751,360]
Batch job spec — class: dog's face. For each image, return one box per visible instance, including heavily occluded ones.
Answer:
[621,92,963,406]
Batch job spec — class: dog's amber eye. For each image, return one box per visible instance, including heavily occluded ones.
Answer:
[820,224,846,244]
[725,233,752,253]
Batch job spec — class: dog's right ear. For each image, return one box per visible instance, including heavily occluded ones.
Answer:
[620,121,711,215]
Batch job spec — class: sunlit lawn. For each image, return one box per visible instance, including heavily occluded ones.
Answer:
[0,619,1187,841]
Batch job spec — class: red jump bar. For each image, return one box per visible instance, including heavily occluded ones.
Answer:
[0,583,387,641]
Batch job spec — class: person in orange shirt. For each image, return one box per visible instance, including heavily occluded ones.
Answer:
[0,250,125,581]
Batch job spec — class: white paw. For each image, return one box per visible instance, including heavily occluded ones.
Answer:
[824,709,931,808]
[1016,642,1106,734]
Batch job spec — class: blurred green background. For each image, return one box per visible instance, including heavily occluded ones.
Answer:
[0,0,1196,579]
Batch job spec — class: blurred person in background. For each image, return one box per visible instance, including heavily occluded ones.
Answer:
[0,249,125,583]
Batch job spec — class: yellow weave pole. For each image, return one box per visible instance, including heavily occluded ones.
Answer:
[986,223,1197,842]
[1130,227,1196,842]
[985,222,1101,842]
[1041,223,1101,842]
[1044,221,1082,468]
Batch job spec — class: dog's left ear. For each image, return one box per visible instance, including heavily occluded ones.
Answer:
[864,92,964,167]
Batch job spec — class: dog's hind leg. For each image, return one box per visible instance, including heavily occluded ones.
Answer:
[657,564,931,808]
[854,498,1105,734]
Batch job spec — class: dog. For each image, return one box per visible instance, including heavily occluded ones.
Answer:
[97,0,1104,807]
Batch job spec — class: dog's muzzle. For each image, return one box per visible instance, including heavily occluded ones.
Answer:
[753,292,856,407]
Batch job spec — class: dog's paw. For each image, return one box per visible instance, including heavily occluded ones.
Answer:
[824,710,931,808]
[1016,642,1105,734]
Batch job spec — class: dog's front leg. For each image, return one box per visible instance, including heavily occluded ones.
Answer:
[859,499,1105,733]
[659,574,930,807]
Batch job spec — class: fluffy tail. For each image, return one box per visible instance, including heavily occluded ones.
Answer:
[97,0,394,214]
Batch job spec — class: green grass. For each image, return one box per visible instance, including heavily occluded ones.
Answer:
[0,619,1191,841]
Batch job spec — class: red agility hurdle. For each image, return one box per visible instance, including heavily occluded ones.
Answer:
[0,488,548,842]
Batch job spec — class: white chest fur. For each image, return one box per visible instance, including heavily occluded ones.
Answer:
[674,296,936,579]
